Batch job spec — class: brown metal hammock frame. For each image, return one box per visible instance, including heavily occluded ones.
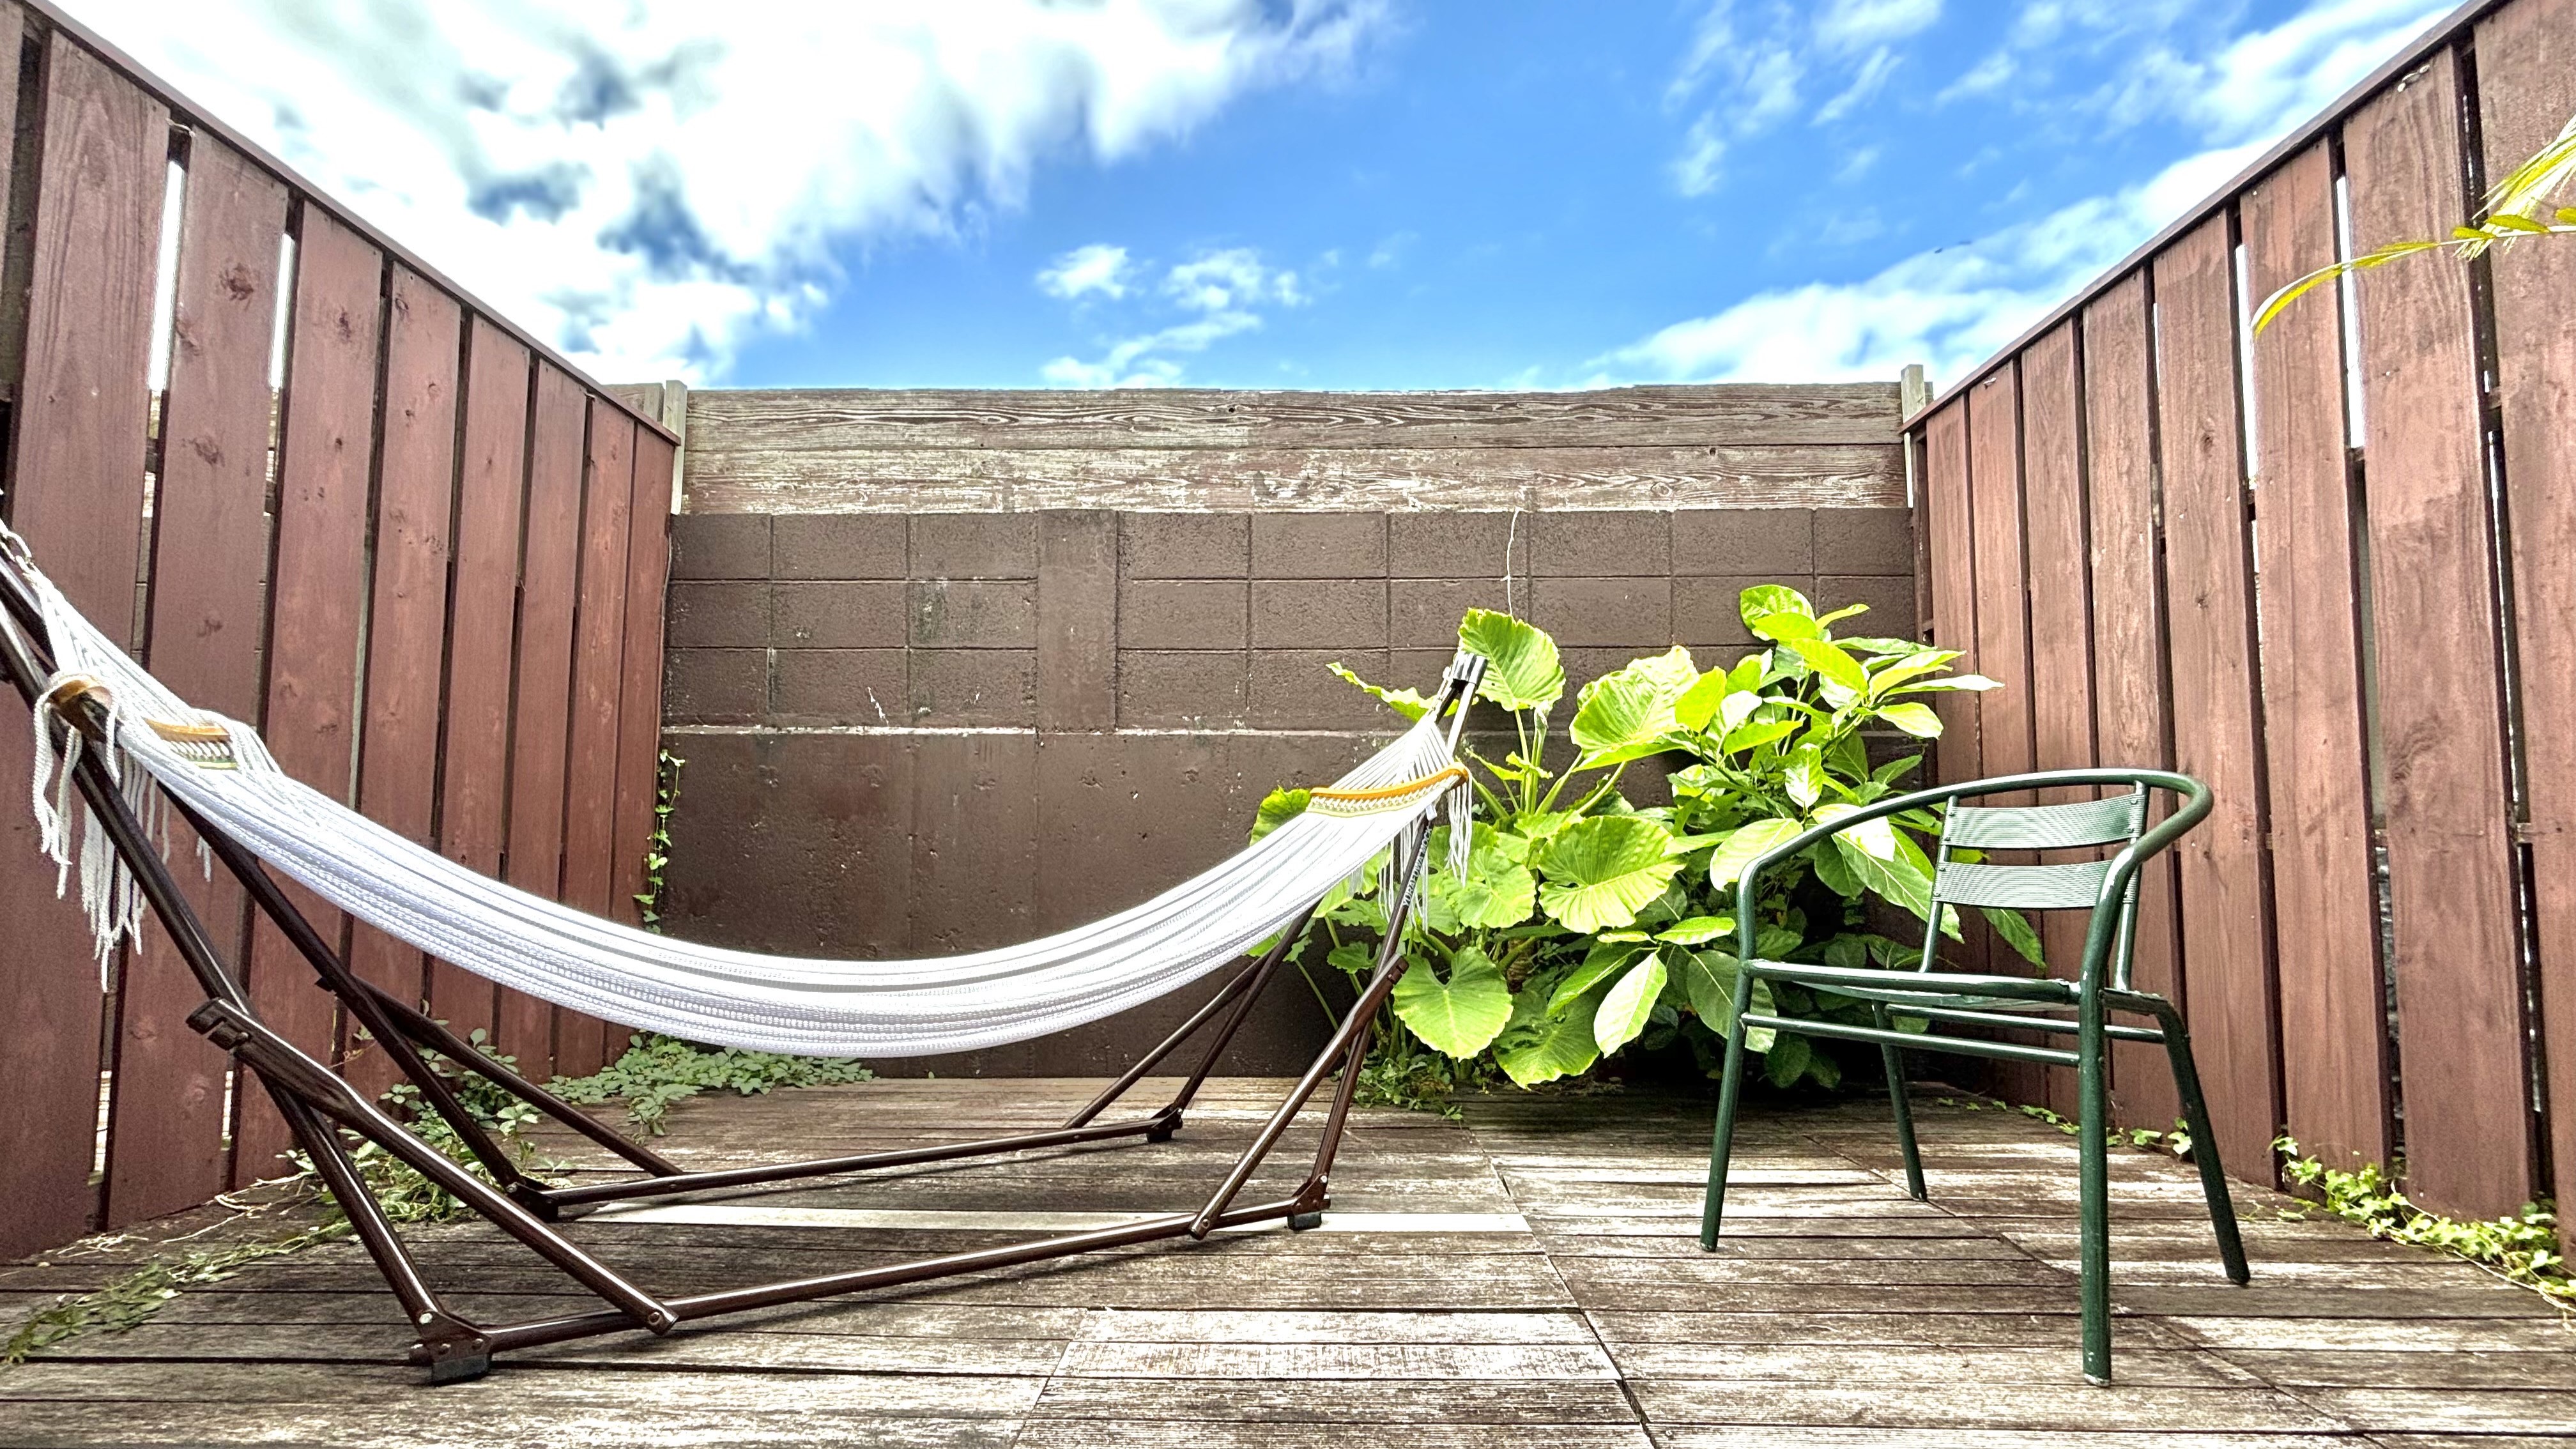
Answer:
[0,548,1486,1383]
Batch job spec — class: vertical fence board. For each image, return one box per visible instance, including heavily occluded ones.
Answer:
[346,267,461,1089]
[2020,323,2098,1116]
[2480,0,2576,1211]
[1966,365,2042,1099]
[2152,214,2281,1185]
[613,431,675,926]
[1922,403,1978,792]
[2080,273,2186,1133]
[0,27,165,1257]
[2241,141,2391,1174]
[235,210,382,1183]
[106,130,286,1227]
[498,365,590,1075]
[557,406,636,1075]
[433,318,530,1046]
[2345,49,2534,1217]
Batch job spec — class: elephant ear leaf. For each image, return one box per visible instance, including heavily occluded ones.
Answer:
[1593,953,1668,1056]
[1392,947,1515,1058]
[1538,816,1685,932]
[1493,979,1608,1087]
[1251,788,1310,843]
[1570,647,1698,768]
[1329,663,1431,722]
[1458,610,1566,714]
[1705,818,1807,897]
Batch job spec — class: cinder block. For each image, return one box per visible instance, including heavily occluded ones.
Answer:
[1122,512,1248,578]
[910,649,1038,726]
[1389,512,1527,579]
[772,514,905,579]
[662,648,766,723]
[1390,578,1512,648]
[771,581,904,648]
[669,514,770,579]
[1675,575,1816,651]
[1674,508,1814,575]
[910,579,1039,648]
[770,648,905,725]
[1251,578,1387,650]
[1815,507,1917,576]
[1252,514,1387,578]
[1119,579,1248,650]
[1250,649,1392,730]
[912,514,1038,579]
[1528,576,1672,648]
[1117,650,1249,729]
[1531,511,1670,577]
[665,581,768,648]
[1818,574,1919,638]
[1037,510,1119,732]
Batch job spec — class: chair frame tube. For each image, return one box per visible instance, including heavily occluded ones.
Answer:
[0,551,1487,1383]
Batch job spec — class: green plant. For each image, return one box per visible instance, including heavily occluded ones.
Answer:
[636,747,686,931]
[549,1032,875,1135]
[2277,1135,2571,1305]
[2255,109,2575,331]
[1263,586,2018,1098]
[3,1222,349,1365]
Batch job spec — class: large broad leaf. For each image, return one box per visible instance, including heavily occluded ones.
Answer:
[1788,637,1869,697]
[1738,584,1816,629]
[1594,953,1668,1055]
[1657,914,1735,946]
[1706,818,1807,896]
[1330,663,1431,722]
[1875,702,1943,737]
[1676,951,1775,1052]
[1250,788,1309,843]
[1392,947,1514,1058]
[1831,833,1935,923]
[1721,719,1800,755]
[1983,907,2047,968]
[1430,829,1538,930]
[1459,610,1566,714]
[1551,939,1646,1013]
[1762,1031,1813,1087]
[1893,673,2004,693]
[1570,647,1698,767]
[1537,816,1685,932]
[1673,670,1730,731]
[1494,981,1605,1087]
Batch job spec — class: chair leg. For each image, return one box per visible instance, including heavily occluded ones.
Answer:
[1699,980,1756,1251]
[2154,1004,2251,1285]
[2078,994,2113,1386]
[1874,1005,1926,1200]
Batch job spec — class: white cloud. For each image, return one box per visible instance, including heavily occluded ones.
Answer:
[1608,0,2455,385]
[1672,115,1729,197]
[1814,0,1940,56]
[1038,243,1135,301]
[1815,49,1901,124]
[1040,247,1305,387]
[77,0,1383,381]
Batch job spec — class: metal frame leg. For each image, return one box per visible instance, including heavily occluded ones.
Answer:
[2149,1000,2250,1285]
[1874,1004,1926,1200]
[1699,965,1758,1250]
[2078,981,2113,1385]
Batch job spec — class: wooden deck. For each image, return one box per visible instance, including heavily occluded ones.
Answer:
[4,1078,2572,1445]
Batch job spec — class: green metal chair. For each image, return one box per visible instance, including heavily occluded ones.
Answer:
[1698,768,2249,1385]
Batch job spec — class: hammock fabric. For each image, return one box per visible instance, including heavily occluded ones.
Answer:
[4,524,1471,1058]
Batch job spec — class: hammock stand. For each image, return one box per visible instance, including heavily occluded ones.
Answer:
[0,546,1486,1384]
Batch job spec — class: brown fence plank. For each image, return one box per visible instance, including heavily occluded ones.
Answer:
[105,130,286,1228]
[2018,323,2097,1117]
[2480,0,2576,1211]
[557,405,636,1076]
[234,209,383,1184]
[2080,272,2184,1135]
[346,268,461,1087]
[2240,141,2389,1175]
[2346,47,2534,1216]
[432,318,530,1050]
[0,25,165,1258]
[497,365,590,1075]
[1920,402,1977,793]
[2150,213,2281,1187]
[612,431,675,927]
[1965,365,2041,1101]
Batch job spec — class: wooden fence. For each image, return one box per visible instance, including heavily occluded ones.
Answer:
[0,1,677,1260]
[1913,0,2576,1218]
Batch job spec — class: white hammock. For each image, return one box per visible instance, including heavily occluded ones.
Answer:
[6,529,1469,1059]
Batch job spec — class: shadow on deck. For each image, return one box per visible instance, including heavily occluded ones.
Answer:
[4,1078,2572,1445]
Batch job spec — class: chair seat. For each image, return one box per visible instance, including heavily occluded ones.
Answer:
[1742,958,2080,1008]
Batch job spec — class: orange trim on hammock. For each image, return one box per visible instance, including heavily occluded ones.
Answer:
[1307,764,1469,804]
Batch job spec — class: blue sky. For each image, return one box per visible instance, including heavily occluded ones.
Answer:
[82,0,2457,391]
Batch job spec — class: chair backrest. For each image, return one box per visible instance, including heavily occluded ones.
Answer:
[1922,788,2150,986]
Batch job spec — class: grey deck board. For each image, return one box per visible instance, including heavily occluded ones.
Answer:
[3,1078,2571,1444]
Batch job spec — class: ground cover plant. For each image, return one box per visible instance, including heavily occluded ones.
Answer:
[1261,585,2026,1106]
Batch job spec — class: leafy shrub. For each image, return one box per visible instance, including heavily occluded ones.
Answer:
[1264,585,2029,1096]
[551,1033,875,1134]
